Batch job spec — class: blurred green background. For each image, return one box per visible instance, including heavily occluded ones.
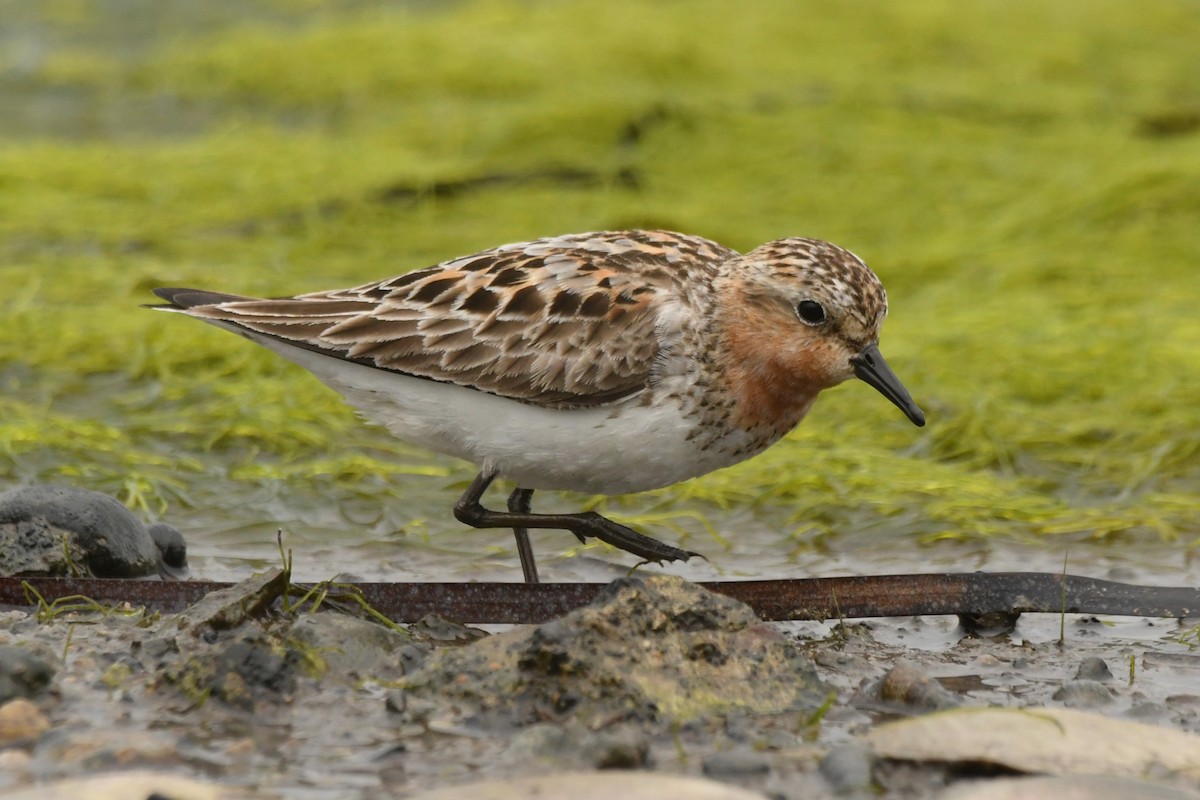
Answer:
[1,0,1197,579]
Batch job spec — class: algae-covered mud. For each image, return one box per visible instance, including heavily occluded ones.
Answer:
[1,2,1198,574]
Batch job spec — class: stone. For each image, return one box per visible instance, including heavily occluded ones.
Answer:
[0,698,50,745]
[288,612,411,676]
[819,742,875,794]
[148,522,189,579]
[1053,679,1116,708]
[866,707,1200,780]
[0,645,55,702]
[169,569,288,633]
[209,634,300,708]
[400,575,828,729]
[0,770,252,800]
[501,722,650,770]
[875,660,961,710]
[405,771,769,800]
[0,485,158,578]
[941,774,1200,799]
[1074,656,1113,682]
[410,613,489,645]
[701,750,772,778]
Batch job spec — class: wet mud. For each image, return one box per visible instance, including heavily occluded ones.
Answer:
[1,573,1198,799]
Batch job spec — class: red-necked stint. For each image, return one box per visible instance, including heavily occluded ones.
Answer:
[151,230,925,582]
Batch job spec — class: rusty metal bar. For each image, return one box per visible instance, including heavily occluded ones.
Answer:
[2,572,1196,623]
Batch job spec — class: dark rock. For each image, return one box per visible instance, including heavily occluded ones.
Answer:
[213,636,298,703]
[0,646,55,703]
[957,611,1021,635]
[148,523,189,579]
[168,631,302,711]
[0,485,158,578]
[582,727,651,769]
[1053,679,1116,708]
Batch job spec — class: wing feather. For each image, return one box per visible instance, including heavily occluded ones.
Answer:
[160,231,735,409]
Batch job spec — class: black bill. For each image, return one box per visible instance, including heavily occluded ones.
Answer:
[850,342,926,427]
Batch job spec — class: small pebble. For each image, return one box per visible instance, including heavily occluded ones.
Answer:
[819,742,875,794]
[957,611,1021,634]
[701,750,772,778]
[0,699,51,745]
[0,646,55,703]
[1053,679,1116,708]
[582,729,650,769]
[876,660,961,710]
[1075,656,1113,682]
[148,522,189,579]
[0,747,32,773]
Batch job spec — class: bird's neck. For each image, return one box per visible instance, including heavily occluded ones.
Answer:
[707,303,826,439]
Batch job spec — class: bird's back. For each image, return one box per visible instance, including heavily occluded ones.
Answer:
[152,230,736,410]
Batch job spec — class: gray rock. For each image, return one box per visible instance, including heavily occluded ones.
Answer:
[875,660,961,710]
[401,575,828,730]
[169,569,288,633]
[819,742,875,794]
[288,612,411,676]
[501,722,650,770]
[0,485,158,578]
[410,613,489,645]
[579,726,651,769]
[701,750,772,778]
[1053,679,1116,708]
[1074,656,1113,682]
[0,646,55,703]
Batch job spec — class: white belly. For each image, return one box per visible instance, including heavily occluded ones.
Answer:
[242,331,747,495]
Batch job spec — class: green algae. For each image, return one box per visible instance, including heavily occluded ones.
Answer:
[1,0,1198,566]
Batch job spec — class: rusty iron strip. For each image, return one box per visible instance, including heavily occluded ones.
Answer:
[2,572,1197,623]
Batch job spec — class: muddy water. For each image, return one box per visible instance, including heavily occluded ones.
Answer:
[179,485,1200,589]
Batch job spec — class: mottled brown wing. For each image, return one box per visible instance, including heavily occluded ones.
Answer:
[163,231,735,408]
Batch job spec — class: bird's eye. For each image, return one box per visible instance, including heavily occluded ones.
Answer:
[796,300,826,326]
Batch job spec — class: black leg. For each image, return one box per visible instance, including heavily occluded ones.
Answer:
[453,471,700,574]
[507,487,538,584]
